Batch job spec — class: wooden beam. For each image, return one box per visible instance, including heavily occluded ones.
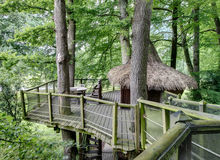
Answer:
[162,109,170,133]
[20,90,26,118]
[48,92,53,122]
[139,101,146,149]
[80,95,85,129]
[112,102,118,146]
[135,104,140,151]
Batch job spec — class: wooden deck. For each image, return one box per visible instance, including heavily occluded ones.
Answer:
[25,91,136,152]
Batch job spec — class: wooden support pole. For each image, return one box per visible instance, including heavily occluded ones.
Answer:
[140,101,146,149]
[45,83,48,93]
[53,82,56,93]
[135,104,140,151]
[36,87,40,108]
[199,100,207,112]
[20,90,26,118]
[112,102,118,146]
[80,95,85,129]
[178,134,192,160]
[162,109,170,134]
[48,92,53,122]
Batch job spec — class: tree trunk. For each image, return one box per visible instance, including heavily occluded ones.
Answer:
[68,0,76,87]
[54,0,76,159]
[192,7,200,75]
[119,0,131,64]
[130,0,153,105]
[211,2,220,45]
[170,0,179,69]
[180,26,194,74]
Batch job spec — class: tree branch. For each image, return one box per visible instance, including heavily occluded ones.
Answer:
[152,39,182,46]
[153,7,172,13]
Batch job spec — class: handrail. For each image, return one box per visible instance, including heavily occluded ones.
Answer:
[24,80,57,92]
[135,123,189,160]
[170,97,220,111]
[135,120,220,160]
[138,99,220,121]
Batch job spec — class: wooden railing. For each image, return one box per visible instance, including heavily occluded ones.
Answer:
[20,80,220,157]
[137,99,220,150]
[168,97,220,113]
[20,88,139,151]
[135,120,220,160]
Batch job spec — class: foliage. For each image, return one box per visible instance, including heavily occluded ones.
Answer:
[0,113,63,159]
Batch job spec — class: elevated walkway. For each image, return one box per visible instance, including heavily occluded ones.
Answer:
[20,80,220,159]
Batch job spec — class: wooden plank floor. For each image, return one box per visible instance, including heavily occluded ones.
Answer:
[26,91,135,152]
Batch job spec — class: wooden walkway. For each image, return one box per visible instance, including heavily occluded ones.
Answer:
[25,91,136,152]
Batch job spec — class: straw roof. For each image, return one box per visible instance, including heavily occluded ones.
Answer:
[108,42,198,91]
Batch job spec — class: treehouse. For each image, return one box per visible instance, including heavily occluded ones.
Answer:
[108,42,198,103]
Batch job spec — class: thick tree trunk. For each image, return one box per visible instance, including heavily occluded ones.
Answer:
[170,0,179,69]
[180,26,194,74]
[211,2,220,45]
[67,0,76,87]
[119,0,131,64]
[193,7,200,74]
[54,0,76,159]
[130,0,153,105]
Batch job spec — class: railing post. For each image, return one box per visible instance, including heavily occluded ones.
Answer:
[20,90,26,118]
[168,97,173,105]
[199,100,207,112]
[45,83,48,93]
[53,82,56,93]
[112,102,118,146]
[80,95,85,129]
[139,100,146,149]
[135,104,140,151]
[48,92,53,122]
[36,87,40,108]
[162,109,170,134]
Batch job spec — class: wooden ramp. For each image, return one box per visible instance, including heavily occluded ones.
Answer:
[25,91,136,152]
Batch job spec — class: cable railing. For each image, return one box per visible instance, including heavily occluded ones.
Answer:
[136,99,220,160]
[20,85,139,151]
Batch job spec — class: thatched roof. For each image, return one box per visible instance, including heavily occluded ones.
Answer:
[108,42,198,91]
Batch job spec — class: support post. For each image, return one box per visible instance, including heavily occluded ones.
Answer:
[112,102,118,146]
[20,90,26,118]
[135,104,140,151]
[162,109,170,134]
[45,83,48,93]
[80,95,85,129]
[140,101,146,149]
[53,82,56,93]
[178,134,192,160]
[36,87,40,108]
[199,100,207,112]
[48,92,53,122]
[168,97,173,105]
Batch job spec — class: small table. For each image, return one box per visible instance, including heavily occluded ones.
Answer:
[70,87,87,95]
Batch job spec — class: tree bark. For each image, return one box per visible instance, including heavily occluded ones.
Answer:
[54,0,76,159]
[119,0,131,64]
[170,0,179,69]
[180,26,194,74]
[130,0,153,105]
[211,2,220,45]
[68,0,76,87]
[192,7,200,74]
